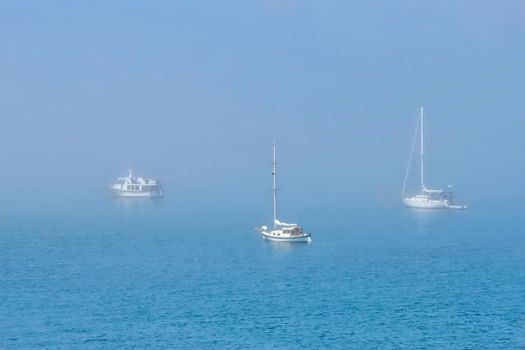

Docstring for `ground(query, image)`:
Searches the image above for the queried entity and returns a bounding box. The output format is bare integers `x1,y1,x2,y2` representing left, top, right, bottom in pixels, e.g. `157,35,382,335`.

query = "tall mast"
272,142,277,229
420,107,425,191
402,110,421,198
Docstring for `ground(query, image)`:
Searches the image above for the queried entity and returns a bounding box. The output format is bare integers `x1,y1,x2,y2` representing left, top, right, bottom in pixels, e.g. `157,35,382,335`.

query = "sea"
1,195,524,349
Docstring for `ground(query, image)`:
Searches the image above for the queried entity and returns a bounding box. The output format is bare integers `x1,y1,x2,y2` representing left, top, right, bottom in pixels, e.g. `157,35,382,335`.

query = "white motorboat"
402,108,466,210
255,142,312,243
110,170,163,198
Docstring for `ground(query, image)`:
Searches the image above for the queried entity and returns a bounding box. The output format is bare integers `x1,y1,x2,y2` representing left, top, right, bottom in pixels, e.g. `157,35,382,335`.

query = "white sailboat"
255,142,312,243
402,107,466,209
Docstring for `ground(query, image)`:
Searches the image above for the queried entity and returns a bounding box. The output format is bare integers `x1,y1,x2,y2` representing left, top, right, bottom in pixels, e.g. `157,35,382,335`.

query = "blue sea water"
1,196,524,349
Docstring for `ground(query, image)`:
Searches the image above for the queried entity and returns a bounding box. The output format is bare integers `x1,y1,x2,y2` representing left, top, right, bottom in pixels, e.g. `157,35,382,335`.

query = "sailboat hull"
260,231,312,243
403,197,449,209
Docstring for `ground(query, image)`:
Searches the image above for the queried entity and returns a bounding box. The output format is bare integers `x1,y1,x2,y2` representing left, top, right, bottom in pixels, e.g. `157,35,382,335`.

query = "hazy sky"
0,1,523,209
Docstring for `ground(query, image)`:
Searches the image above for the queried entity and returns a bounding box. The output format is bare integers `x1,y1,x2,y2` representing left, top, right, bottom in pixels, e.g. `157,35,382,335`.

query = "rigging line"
402,115,420,197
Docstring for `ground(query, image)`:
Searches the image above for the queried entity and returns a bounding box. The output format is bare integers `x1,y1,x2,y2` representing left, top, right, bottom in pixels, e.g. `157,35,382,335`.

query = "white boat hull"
111,188,162,198
260,230,312,243
403,197,449,209
403,197,466,209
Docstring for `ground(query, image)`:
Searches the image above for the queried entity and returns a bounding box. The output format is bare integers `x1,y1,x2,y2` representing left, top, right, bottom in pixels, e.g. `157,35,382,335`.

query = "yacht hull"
403,197,449,209
111,189,162,198
260,231,312,243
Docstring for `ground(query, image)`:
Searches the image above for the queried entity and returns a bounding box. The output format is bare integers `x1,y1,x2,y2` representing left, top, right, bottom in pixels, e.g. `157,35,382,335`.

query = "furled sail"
274,219,296,227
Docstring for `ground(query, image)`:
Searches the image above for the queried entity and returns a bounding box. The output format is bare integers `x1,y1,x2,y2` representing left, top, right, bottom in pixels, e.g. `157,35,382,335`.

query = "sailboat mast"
272,142,277,229
420,107,425,191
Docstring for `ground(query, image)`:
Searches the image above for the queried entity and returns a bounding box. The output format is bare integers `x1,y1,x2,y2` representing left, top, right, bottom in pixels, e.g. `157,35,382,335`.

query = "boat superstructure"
255,142,312,243
110,170,163,198
402,108,466,209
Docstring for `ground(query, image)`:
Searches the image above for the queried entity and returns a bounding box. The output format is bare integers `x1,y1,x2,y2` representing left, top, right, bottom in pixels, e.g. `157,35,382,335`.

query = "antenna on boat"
128,169,133,179
420,107,425,191
272,141,277,229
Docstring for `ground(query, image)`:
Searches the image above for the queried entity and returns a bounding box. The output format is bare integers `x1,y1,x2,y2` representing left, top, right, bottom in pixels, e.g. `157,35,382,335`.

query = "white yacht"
255,142,312,243
110,170,163,198
402,108,466,209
